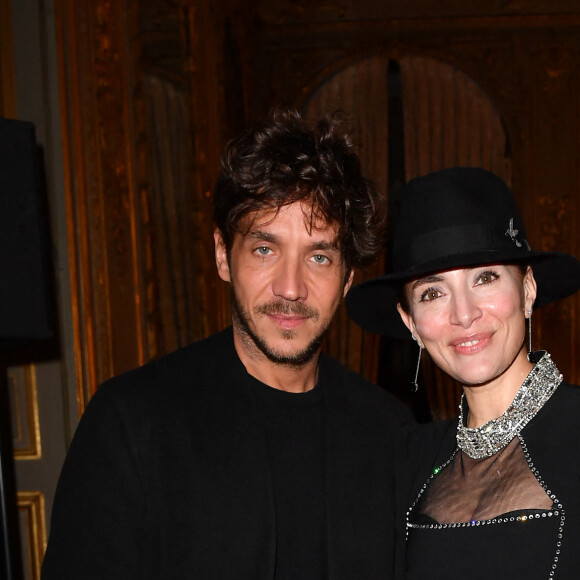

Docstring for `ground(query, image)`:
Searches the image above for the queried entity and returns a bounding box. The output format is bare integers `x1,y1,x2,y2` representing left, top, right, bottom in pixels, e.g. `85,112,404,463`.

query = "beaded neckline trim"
456,351,562,460
406,436,566,579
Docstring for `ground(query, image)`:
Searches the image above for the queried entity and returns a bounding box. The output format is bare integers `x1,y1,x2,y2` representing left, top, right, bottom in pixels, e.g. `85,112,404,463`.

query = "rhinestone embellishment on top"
406,435,566,578
456,351,563,460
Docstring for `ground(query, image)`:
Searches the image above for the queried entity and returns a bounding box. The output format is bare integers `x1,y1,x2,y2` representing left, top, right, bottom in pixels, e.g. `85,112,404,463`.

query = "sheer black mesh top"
413,437,553,525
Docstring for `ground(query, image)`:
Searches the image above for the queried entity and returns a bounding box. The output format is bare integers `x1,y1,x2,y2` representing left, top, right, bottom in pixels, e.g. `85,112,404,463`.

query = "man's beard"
231,288,332,368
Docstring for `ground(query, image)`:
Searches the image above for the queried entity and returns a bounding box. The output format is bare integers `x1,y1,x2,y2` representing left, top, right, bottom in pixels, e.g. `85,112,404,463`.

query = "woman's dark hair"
213,107,386,271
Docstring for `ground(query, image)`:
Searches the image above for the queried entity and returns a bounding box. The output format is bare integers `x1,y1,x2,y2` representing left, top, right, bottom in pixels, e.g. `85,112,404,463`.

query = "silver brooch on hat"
505,218,522,247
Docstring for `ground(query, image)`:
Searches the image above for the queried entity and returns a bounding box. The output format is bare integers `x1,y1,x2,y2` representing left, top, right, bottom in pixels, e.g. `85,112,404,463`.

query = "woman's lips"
451,333,491,354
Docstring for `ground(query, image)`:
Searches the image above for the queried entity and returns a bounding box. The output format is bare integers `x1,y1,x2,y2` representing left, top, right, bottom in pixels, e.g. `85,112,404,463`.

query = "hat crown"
391,167,530,274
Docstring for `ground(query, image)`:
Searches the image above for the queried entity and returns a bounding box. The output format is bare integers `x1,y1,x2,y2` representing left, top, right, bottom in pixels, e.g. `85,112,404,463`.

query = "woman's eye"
420,288,441,302
311,254,329,265
477,271,498,285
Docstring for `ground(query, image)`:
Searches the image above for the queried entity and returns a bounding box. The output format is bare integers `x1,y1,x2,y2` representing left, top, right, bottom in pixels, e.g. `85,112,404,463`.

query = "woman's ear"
523,266,538,314
214,229,231,282
397,303,422,346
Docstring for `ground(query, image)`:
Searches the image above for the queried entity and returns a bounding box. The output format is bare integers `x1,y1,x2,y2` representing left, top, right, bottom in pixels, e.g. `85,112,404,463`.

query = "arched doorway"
304,54,510,420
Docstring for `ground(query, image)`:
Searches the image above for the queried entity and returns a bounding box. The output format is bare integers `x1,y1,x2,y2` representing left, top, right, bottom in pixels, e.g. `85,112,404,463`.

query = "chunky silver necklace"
456,351,563,460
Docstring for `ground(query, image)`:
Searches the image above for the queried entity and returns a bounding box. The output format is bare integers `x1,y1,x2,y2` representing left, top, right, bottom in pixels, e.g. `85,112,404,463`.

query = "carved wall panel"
8,363,47,579
9,365,41,459
57,0,232,409
17,491,47,580
399,56,510,182
141,75,203,359
0,0,17,117
138,0,232,356
55,0,144,410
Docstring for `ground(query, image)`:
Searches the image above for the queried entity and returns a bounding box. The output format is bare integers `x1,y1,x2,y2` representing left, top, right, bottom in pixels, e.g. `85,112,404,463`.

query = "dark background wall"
3,1,580,577
58,0,580,416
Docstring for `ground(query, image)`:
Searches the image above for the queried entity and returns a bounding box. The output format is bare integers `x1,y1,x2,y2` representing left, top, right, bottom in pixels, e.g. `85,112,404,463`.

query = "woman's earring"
526,309,535,363
412,340,422,393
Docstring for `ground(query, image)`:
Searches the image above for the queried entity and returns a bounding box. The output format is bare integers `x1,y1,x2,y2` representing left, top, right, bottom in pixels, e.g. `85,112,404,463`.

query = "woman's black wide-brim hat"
346,167,580,339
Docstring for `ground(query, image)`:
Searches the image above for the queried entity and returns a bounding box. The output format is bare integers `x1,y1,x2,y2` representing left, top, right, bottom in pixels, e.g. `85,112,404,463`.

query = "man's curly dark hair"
213,107,387,272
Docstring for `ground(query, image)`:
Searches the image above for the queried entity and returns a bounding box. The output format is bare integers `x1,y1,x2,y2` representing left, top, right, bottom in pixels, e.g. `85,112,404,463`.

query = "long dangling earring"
526,309,534,363
411,336,422,393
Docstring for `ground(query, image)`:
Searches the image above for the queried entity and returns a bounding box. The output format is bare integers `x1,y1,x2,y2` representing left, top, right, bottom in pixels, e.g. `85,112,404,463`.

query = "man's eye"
255,246,271,256
311,254,329,264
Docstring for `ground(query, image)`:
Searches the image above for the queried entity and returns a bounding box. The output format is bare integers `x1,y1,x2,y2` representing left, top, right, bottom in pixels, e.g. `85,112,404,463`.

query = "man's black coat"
42,327,411,579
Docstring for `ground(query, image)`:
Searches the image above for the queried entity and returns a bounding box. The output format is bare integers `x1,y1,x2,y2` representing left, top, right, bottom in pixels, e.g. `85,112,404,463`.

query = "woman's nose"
449,292,482,328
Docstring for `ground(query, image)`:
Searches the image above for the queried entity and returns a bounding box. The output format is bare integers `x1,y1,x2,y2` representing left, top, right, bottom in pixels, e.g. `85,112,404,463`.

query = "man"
42,108,412,579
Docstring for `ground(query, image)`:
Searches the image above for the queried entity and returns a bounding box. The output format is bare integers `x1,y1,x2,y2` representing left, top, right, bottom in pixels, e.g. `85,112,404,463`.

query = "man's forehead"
241,204,338,238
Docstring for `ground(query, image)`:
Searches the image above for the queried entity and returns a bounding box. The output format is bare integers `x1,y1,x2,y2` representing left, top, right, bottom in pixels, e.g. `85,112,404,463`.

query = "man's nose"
272,260,308,301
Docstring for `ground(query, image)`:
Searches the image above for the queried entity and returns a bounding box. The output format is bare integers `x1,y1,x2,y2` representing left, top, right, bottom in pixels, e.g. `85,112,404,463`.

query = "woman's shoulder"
557,381,580,394
396,418,458,469
394,418,458,510
527,381,580,447
549,381,580,409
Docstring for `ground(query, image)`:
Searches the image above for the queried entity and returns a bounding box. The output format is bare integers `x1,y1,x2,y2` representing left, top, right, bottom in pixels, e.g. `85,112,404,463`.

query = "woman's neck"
462,349,534,428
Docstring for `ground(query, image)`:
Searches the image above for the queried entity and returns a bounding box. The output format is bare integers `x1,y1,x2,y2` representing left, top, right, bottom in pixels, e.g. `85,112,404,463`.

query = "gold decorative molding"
8,364,42,460
55,0,144,411
54,0,230,414
17,491,47,580
0,0,17,118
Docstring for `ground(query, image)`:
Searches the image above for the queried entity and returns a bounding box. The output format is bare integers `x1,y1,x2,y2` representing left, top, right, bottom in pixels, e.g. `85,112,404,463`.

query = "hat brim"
346,251,580,339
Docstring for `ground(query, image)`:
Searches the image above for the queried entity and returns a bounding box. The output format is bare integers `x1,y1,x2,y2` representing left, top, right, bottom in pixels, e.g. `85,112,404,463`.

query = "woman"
346,167,580,579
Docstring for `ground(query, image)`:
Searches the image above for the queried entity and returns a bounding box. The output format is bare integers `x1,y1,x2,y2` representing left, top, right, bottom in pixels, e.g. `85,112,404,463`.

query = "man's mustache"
256,301,319,320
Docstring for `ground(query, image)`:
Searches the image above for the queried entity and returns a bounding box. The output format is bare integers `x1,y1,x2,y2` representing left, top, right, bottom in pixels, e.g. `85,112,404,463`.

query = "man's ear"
214,229,231,282
342,270,355,298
